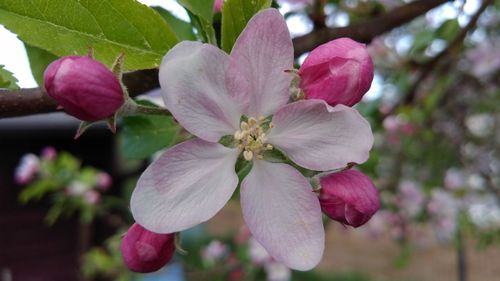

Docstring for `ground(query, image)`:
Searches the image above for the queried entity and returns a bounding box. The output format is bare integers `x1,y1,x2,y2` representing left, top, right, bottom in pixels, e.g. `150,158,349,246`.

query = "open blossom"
130,9,373,270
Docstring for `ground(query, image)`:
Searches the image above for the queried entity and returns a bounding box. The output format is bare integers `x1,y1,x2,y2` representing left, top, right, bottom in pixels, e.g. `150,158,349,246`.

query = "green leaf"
0,64,18,89
436,19,460,41
178,0,217,44
24,44,58,87
0,0,179,70
120,115,180,160
177,0,215,23
410,30,435,56
221,0,272,53
153,6,196,41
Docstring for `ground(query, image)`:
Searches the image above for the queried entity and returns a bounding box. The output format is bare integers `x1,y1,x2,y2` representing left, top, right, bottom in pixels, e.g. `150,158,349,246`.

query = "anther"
243,150,254,161
234,130,243,140
248,118,257,127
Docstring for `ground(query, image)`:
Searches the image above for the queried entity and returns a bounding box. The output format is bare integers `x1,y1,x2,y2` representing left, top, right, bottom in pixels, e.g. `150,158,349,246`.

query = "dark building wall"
0,113,115,281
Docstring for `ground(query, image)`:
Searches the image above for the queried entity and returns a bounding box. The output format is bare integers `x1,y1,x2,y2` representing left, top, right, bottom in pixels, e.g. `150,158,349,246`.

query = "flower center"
234,117,273,161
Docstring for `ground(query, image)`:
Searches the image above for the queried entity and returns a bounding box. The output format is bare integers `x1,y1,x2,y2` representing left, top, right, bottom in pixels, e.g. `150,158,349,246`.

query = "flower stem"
134,104,171,116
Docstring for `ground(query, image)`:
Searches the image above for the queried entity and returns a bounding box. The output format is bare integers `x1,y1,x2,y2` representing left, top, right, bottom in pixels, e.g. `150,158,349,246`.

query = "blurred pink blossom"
96,172,112,191
40,146,57,161
84,190,101,205
14,154,40,185
66,181,89,196
265,262,291,281
396,180,424,219
427,190,458,241
249,237,272,265
444,168,465,190
201,240,229,264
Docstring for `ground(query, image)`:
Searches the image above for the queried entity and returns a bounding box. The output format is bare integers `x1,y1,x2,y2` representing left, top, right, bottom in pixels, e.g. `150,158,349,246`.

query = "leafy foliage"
24,44,58,87
120,113,181,160
0,64,18,89
221,0,272,52
0,0,178,70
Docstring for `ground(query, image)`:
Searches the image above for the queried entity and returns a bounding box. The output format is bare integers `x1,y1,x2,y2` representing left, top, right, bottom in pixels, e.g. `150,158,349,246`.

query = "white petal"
159,41,245,142
230,9,294,117
131,139,239,233
267,100,373,171
240,161,324,270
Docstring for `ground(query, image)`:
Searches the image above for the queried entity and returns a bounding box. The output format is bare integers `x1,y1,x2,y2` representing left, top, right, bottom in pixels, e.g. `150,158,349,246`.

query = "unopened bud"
299,38,374,107
44,56,124,121
120,223,175,273
319,169,380,227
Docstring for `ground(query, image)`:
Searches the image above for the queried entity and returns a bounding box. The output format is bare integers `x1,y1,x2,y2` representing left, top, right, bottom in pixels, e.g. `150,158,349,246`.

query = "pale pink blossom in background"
130,9,373,270
201,240,229,264
444,168,465,190
428,189,459,241
397,180,424,219
66,181,89,196
40,146,57,161
265,262,291,281
466,40,500,77
249,237,272,265
96,172,112,191
14,153,39,185
84,190,101,205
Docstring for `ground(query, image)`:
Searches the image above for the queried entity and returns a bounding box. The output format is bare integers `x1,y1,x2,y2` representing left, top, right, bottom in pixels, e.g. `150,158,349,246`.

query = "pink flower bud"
44,56,124,121
213,0,223,12
299,38,374,107
319,169,380,227
120,223,175,273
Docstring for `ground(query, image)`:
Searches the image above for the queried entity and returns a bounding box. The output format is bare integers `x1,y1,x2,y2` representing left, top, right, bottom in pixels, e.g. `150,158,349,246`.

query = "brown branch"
0,69,158,118
292,0,451,56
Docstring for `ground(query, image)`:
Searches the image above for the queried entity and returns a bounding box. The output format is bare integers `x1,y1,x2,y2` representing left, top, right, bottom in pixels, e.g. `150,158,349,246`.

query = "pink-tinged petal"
299,38,374,107
267,100,373,171
159,41,245,142
319,170,380,227
131,139,239,233
240,161,324,270
230,9,293,117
